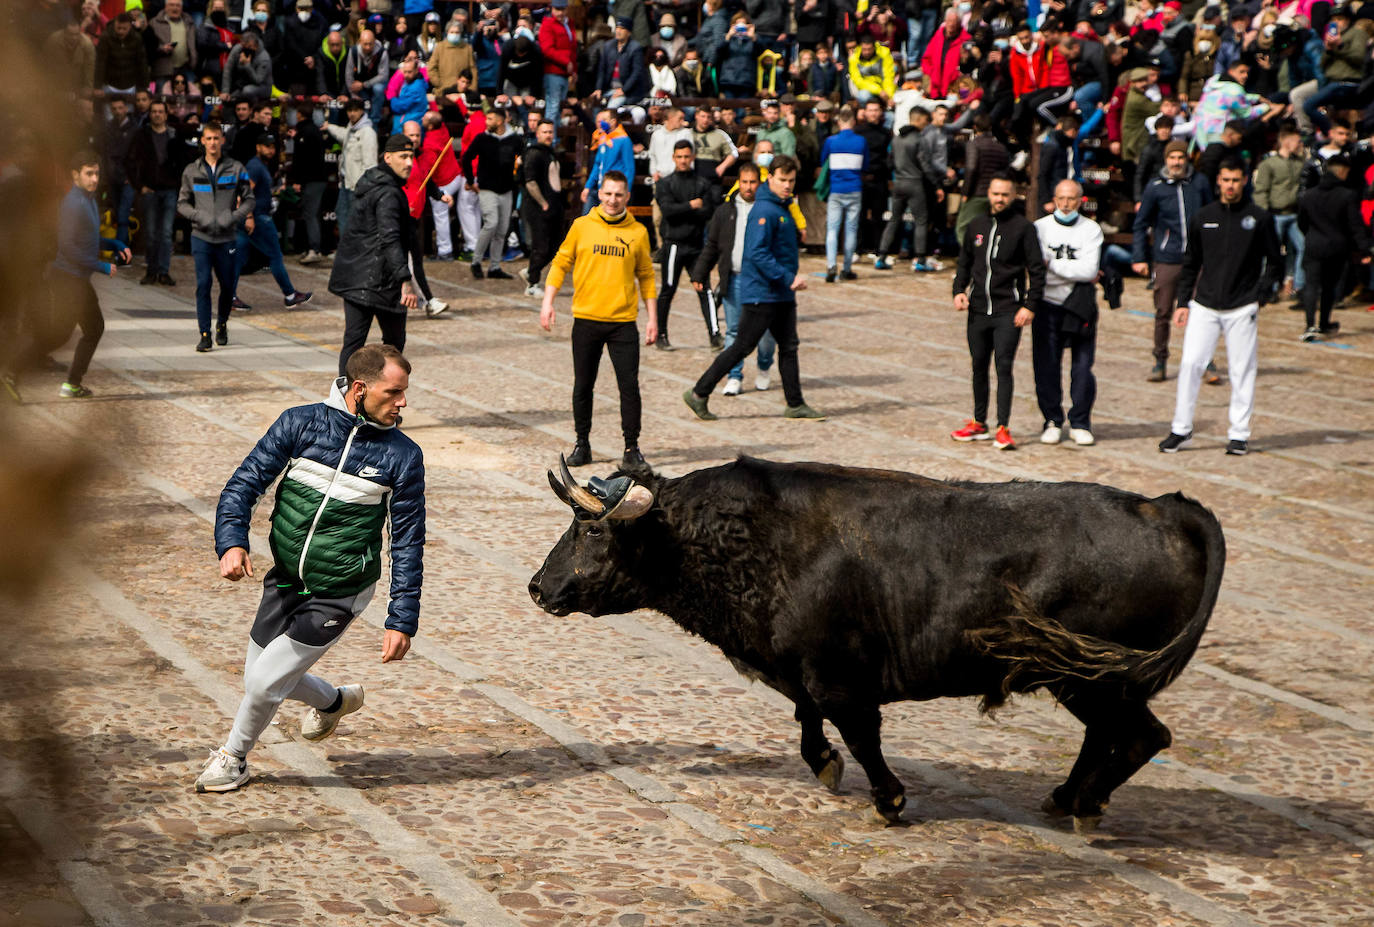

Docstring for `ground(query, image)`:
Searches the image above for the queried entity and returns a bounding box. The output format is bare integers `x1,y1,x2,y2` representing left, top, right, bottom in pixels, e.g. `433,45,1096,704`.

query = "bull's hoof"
1040,793,1071,819
871,793,907,827
815,751,845,793
1073,814,1104,834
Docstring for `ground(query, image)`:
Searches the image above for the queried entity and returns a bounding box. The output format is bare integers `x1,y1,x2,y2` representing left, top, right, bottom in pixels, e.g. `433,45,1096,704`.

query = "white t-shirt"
1033,213,1104,306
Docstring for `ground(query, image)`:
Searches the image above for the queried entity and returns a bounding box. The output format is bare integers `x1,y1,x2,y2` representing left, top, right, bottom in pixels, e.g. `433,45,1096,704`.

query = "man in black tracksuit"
654,139,718,350
520,119,565,291
1296,154,1373,341
951,175,1045,450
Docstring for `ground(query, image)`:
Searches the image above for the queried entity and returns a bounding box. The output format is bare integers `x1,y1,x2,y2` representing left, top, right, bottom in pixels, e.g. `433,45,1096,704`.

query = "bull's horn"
607,485,654,521
559,455,605,515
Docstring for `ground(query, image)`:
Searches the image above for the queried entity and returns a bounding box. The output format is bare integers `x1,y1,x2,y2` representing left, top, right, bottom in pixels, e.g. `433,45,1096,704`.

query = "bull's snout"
528,579,544,608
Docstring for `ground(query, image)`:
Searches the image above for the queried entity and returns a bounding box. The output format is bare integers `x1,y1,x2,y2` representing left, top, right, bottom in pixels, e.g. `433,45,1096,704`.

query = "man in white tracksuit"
1159,160,1282,457
1032,179,1105,447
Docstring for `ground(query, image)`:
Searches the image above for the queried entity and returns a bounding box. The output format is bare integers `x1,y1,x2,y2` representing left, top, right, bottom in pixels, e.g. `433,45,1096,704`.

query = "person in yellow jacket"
847,37,896,104
725,141,808,241
541,170,658,475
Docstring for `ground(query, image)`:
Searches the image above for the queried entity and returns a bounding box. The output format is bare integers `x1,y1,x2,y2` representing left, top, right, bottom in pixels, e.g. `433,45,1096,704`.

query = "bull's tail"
967,498,1225,711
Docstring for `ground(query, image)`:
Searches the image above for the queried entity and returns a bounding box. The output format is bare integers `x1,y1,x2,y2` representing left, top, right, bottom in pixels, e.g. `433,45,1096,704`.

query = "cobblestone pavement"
2,248,1370,927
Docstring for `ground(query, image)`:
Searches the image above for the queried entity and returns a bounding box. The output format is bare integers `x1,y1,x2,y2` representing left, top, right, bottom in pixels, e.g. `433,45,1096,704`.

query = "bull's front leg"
794,700,845,792
828,704,906,826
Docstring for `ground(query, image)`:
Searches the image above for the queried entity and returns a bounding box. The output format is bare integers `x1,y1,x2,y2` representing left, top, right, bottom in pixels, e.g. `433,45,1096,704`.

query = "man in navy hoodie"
683,155,825,421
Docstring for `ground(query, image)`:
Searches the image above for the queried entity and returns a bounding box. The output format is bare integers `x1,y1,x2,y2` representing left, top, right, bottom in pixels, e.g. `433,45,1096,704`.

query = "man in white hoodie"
1031,180,1104,447
324,97,377,235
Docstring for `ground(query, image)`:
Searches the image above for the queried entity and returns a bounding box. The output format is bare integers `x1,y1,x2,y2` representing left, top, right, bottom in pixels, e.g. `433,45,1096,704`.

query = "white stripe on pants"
1171,301,1258,441
430,174,464,257
475,189,513,269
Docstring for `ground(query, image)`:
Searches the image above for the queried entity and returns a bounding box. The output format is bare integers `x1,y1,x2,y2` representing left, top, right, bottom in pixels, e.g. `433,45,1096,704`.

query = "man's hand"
220,547,253,581
936,189,946,202
350,80,364,93
1109,140,1121,156
1173,306,1189,327
692,280,704,291
953,292,969,312
540,297,556,330
689,197,704,209
1014,307,1035,328
141,186,153,194
106,263,118,277
1132,262,1149,276
790,272,808,291
441,193,454,205
244,215,256,233
644,314,658,345
381,629,410,663
304,55,315,69
118,246,132,264
400,282,418,310
580,188,589,203
716,163,727,177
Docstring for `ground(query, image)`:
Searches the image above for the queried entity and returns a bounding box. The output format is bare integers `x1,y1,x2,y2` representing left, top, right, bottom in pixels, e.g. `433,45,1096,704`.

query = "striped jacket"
215,378,426,636
176,155,254,244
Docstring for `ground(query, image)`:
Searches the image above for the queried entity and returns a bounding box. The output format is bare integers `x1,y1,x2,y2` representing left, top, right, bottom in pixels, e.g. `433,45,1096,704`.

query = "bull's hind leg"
827,704,906,825
1053,695,1173,832
1044,693,1114,821
794,700,845,792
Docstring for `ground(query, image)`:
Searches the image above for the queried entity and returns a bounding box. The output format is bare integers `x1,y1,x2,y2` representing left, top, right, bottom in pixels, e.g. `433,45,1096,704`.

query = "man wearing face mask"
583,108,635,214
651,12,687,65
431,19,476,97
1032,180,1104,448
346,29,391,121
654,140,719,350
280,0,327,93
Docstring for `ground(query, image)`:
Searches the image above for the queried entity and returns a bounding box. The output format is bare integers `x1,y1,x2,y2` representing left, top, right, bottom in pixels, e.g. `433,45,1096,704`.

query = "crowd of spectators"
22,0,1374,357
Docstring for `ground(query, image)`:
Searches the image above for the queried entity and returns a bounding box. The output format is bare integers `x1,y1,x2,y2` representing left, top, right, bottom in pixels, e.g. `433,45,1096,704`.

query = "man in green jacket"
1253,127,1306,300
1305,7,1368,134
1122,69,1161,164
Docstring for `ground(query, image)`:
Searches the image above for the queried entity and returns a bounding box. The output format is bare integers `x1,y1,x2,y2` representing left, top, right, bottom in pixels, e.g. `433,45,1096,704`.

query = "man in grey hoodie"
877,107,945,273
324,98,377,234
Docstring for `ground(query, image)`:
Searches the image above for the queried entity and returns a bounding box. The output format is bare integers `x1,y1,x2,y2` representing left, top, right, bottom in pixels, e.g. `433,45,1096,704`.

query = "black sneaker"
655,334,674,351
709,332,723,350
874,257,893,270
621,446,651,477
158,273,176,286
682,389,717,421
1158,431,1192,453
841,270,858,281
216,323,228,346
487,267,513,280
470,263,485,280
1226,439,1249,456
1320,321,1341,336
1148,362,1166,382
232,296,252,311
139,271,157,285
825,267,836,283
196,332,213,352
566,440,592,467
284,291,313,309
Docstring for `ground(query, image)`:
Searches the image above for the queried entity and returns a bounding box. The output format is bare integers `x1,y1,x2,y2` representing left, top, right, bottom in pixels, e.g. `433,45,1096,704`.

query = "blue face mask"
1054,208,1080,224
660,27,675,39
756,152,774,168
254,10,268,23
598,119,611,133
993,38,1010,50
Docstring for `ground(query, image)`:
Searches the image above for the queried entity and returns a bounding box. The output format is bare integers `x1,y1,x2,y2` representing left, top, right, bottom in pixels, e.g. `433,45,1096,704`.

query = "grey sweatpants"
475,189,513,269
224,567,374,758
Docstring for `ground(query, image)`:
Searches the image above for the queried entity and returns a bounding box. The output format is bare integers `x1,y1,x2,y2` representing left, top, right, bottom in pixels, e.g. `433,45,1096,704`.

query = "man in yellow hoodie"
541,171,658,475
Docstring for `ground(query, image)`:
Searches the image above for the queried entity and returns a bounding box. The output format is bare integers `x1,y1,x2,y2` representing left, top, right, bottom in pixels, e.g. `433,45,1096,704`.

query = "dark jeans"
879,180,929,258
297,180,327,252
1304,253,1345,328
236,219,295,295
1305,80,1359,134
48,272,104,386
523,202,563,284
695,300,803,407
192,237,238,333
407,216,432,302
967,310,1022,427
112,181,135,245
859,179,887,253
339,300,407,376
657,242,716,338
1152,262,1182,363
143,189,178,273
571,318,640,447
1032,300,1097,431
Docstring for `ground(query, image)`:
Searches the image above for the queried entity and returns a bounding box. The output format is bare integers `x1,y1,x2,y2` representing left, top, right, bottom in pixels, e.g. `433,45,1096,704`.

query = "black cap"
383,133,413,153
1328,153,1353,168
257,133,277,146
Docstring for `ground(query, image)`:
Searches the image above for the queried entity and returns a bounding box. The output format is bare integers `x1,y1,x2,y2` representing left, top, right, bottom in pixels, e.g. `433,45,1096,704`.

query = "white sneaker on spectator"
1040,423,1062,445
524,284,542,297
1069,427,1095,446
425,298,450,318
518,267,531,285
723,377,742,396
755,369,772,391
298,250,322,265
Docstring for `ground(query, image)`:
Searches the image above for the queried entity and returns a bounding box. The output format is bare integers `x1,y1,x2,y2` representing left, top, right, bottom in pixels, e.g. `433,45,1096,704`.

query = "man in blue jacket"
820,107,868,283
582,108,635,214
197,344,426,793
10,151,131,401
683,155,825,421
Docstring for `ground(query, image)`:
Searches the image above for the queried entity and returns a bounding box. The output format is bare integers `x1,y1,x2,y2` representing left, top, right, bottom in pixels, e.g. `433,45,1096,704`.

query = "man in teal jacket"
197,344,426,793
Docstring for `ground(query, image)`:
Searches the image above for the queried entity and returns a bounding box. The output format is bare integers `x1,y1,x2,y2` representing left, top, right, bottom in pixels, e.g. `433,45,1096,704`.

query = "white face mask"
297,10,311,22
1197,40,1213,54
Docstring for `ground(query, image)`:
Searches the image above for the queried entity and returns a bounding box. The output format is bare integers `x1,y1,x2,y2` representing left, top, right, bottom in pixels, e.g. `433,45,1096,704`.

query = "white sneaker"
1040,423,1062,445
1010,150,1029,171
518,266,531,285
1069,427,1095,446
723,377,742,396
301,684,364,742
298,250,322,265
425,297,450,318
755,369,772,391
524,284,542,297
194,747,249,793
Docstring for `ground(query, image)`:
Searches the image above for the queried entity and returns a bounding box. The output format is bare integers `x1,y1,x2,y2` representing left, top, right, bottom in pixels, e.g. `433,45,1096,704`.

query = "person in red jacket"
414,111,464,264
539,0,576,120
920,8,968,98
399,120,449,317
1011,24,1075,145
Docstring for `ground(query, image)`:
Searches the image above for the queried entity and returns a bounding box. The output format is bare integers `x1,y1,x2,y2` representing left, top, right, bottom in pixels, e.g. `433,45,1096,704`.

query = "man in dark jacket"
1296,155,1373,341
521,119,566,293
693,0,729,67
684,155,824,421
95,14,149,93
856,99,891,255
279,0,327,92
459,105,524,279
951,175,1045,451
595,18,650,104
654,140,719,350
956,114,1010,245
197,343,425,793
329,134,419,375
1160,159,1282,456
233,134,312,312
877,107,941,271
1036,114,1079,215
286,111,329,264
126,100,187,286
100,97,139,247
1132,140,1212,381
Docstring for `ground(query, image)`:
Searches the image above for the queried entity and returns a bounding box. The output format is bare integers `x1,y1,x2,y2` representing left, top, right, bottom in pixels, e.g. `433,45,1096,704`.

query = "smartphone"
1327,22,1340,38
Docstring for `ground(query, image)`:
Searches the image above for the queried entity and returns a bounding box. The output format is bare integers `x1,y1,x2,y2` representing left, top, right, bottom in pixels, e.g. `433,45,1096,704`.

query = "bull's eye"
585,524,604,538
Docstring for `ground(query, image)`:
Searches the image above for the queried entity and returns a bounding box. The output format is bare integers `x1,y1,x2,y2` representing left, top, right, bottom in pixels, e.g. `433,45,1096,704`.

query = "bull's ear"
548,469,574,508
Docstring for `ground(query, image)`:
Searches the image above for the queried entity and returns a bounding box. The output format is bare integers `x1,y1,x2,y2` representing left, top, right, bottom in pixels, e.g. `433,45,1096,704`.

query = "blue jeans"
1305,80,1358,133
723,275,775,381
826,191,861,272
142,189,177,274
335,187,354,235
906,9,939,67
1273,213,1305,291
113,181,135,245
192,237,238,333
1073,81,1103,114
236,218,295,296
367,83,388,121
544,73,568,120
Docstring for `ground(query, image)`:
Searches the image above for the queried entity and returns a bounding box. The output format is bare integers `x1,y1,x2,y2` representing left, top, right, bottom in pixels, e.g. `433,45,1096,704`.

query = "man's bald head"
1052,179,1084,215
402,120,422,146
422,110,443,130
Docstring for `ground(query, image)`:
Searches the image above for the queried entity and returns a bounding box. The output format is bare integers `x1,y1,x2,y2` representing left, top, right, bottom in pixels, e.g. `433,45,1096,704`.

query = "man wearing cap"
460,103,524,280
654,139,719,351
755,99,796,157
651,12,686,65
1121,67,1161,167
324,97,378,236
595,17,649,107
583,108,635,214
329,134,421,375
1133,139,1212,381
233,133,312,312
539,0,576,120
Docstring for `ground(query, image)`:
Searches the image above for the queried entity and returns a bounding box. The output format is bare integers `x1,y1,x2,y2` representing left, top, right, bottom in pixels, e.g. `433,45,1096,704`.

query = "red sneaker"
993,426,1016,450
951,420,990,442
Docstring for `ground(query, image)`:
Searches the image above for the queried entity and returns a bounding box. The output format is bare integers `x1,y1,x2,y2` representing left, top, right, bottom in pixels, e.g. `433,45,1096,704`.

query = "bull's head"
528,457,658,617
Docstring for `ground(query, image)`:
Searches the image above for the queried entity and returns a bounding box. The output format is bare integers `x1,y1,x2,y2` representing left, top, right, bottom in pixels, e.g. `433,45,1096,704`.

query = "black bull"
529,457,1225,829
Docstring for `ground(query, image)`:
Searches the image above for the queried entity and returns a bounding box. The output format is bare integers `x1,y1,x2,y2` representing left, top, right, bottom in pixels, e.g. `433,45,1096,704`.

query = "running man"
197,344,425,792
541,170,658,475
232,133,312,311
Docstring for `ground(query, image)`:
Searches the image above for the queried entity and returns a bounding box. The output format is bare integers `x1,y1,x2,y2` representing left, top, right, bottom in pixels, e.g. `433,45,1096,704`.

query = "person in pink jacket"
920,8,969,99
